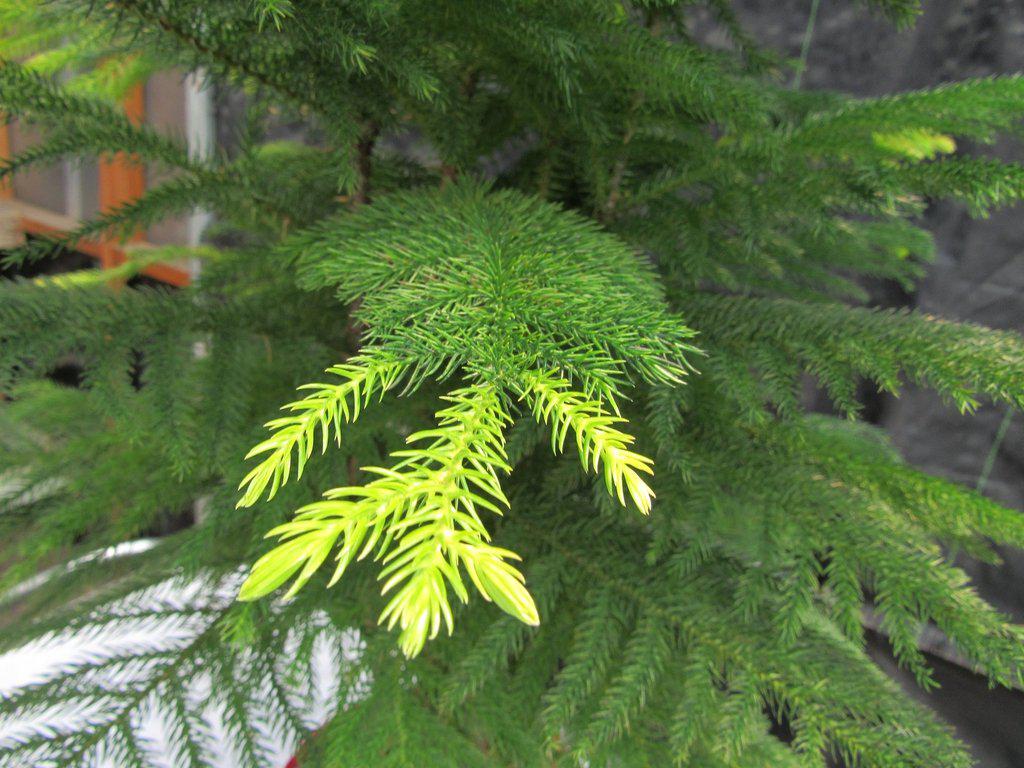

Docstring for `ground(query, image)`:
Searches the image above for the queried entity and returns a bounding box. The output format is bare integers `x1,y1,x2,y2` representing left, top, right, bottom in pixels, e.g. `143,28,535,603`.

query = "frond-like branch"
521,370,656,514
236,355,406,508
0,58,193,171
0,573,334,767
288,182,700,393
239,381,536,658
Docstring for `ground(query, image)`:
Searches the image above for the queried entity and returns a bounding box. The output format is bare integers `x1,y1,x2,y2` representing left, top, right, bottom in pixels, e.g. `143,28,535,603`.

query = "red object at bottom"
286,727,320,766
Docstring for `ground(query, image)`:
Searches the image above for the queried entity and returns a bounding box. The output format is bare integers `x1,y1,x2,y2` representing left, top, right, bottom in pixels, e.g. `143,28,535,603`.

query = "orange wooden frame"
16,214,192,285
0,116,12,201
1,84,191,287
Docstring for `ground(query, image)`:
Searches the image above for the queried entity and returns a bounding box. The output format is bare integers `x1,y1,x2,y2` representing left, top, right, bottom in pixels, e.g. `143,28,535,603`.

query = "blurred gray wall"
731,1,1024,764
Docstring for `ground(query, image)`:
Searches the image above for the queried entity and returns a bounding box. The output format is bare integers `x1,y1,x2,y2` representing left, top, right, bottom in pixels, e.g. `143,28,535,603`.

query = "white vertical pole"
185,70,215,525
61,67,83,222
63,160,82,222
183,70,214,260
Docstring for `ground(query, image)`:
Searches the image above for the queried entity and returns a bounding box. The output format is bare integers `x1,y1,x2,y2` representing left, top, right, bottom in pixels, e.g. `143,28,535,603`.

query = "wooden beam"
14,200,192,287
97,84,147,270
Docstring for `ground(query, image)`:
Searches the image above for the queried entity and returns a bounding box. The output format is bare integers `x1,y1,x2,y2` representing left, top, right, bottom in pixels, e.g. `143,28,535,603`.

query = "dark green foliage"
2,0,1024,765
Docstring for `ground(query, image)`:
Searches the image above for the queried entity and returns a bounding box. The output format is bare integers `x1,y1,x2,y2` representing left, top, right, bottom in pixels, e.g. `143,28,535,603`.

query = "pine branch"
0,58,194,171
0,573,337,768
239,381,537,658
236,355,406,508
686,292,1024,415
109,0,322,113
521,370,656,514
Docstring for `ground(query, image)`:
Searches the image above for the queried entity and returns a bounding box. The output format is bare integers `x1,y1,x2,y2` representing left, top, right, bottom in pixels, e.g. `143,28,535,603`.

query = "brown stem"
353,120,380,206
439,163,459,186
600,12,663,222
343,120,380,352
439,68,480,187
600,122,636,220
534,133,558,200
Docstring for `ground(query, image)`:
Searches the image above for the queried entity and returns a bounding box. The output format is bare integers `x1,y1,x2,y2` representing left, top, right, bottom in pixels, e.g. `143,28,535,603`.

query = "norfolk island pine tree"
1,0,1024,765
